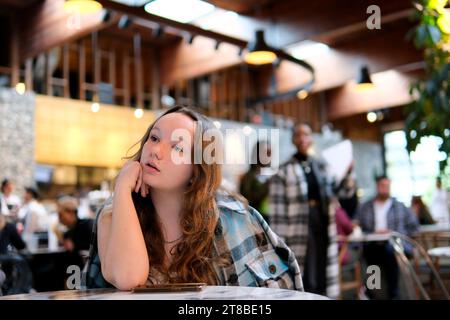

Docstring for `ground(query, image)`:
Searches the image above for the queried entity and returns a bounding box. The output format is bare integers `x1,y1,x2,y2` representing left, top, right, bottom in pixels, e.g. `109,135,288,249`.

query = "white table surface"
427,246,450,258
418,223,450,234
342,233,391,243
25,247,67,255
0,286,329,300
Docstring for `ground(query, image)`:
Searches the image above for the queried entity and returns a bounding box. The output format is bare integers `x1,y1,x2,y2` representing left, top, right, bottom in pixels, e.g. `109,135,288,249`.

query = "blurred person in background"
430,177,449,225
239,140,272,223
57,196,94,268
334,199,355,265
337,164,359,219
0,179,22,219
411,195,435,225
0,213,26,255
355,175,419,299
18,187,49,248
269,122,355,298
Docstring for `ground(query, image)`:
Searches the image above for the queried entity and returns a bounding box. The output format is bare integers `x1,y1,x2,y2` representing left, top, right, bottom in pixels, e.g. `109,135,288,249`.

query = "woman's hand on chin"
115,160,149,197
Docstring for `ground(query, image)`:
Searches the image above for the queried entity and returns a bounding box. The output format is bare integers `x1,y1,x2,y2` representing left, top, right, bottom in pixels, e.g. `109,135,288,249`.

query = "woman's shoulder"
96,197,114,219
215,190,248,215
215,189,266,231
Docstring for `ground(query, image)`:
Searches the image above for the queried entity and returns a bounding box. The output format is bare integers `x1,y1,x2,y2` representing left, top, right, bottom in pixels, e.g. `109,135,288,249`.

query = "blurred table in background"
428,247,450,259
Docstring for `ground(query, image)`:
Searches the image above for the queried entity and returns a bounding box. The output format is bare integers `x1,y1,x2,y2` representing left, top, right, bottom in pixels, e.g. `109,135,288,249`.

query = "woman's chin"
143,176,158,187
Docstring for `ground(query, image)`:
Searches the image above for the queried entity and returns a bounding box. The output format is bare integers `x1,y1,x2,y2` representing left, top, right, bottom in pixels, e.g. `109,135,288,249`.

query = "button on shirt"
374,199,393,232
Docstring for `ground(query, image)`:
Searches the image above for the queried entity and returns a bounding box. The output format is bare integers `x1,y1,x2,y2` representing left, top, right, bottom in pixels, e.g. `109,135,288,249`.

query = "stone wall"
0,88,36,198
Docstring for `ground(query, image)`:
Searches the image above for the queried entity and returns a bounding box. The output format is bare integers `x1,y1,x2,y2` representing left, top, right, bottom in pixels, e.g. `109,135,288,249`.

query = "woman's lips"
144,162,160,174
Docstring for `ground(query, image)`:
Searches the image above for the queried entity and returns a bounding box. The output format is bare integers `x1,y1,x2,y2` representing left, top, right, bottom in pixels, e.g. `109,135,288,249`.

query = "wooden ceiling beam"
19,0,117,59
96,0,248,48
194,0,414,48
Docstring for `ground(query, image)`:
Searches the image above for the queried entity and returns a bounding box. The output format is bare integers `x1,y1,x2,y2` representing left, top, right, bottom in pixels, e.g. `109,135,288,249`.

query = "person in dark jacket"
240,140,272,223
57,196,93,269
0,214,26,254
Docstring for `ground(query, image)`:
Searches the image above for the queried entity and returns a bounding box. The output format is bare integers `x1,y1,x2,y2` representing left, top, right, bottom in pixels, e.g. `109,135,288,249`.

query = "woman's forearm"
100,188,149,290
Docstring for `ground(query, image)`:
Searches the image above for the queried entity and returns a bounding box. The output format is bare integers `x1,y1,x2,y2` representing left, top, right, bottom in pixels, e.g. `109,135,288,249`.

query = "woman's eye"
150,135,159,142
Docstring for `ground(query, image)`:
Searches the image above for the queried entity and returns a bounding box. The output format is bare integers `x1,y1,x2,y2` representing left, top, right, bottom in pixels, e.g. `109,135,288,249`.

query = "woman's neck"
150,188,184,241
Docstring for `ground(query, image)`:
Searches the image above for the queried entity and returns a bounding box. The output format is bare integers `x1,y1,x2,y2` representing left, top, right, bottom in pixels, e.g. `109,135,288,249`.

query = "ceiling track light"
118,15,132,29
94,2,315,105
153,26,165,38
188,34,196,44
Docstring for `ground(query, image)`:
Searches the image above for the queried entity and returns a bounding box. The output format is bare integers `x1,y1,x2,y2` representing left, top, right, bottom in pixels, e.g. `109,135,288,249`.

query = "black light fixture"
118,15,132,29
243,30,315,102
357,65,374,89
153,26,165,38
244,30,277,65
214,40,221,50
187,34,196,44
101,9,111,22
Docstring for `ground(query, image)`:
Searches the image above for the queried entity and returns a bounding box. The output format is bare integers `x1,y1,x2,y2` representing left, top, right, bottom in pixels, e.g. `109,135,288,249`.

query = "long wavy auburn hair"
124,106,224,284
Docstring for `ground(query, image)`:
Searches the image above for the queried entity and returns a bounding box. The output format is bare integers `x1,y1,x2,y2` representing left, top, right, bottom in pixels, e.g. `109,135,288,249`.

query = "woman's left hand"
136,163,150,198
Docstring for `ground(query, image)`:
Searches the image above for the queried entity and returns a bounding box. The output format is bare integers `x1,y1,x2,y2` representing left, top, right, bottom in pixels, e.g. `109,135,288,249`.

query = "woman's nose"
150,141,168,160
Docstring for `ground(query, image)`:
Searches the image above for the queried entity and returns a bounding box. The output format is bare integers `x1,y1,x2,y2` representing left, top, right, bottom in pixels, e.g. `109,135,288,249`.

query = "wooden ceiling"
0,0,41,9
0,0,425,119
207,0,276,15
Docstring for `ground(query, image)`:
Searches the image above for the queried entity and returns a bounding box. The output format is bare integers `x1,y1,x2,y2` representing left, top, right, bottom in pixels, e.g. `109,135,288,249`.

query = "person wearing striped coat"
269,123,354,299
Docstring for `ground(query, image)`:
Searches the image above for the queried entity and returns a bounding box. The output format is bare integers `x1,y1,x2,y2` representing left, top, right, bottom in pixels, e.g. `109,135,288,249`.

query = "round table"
418,223,450,234
427,246,450,258
0,286,329,300
342,233,391,243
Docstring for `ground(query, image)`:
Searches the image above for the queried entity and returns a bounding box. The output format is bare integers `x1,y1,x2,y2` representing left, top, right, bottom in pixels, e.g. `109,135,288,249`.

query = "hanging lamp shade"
244,30,277,65
357,65,374,90
64,0,103,14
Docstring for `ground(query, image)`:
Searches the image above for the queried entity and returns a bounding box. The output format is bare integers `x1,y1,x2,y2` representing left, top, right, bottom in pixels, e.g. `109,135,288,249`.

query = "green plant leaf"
427,25,442,44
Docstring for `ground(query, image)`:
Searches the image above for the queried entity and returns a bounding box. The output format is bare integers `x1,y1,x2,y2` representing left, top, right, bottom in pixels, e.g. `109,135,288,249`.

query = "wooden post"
63,44,70,98
109,50,116,89
46,51,53,96
78,39,86,100
239,65,248,122
151,47,160,110
92,32,100,96
123,53,130,106
25,58,33,92
133,33,143,109
10,14,19,87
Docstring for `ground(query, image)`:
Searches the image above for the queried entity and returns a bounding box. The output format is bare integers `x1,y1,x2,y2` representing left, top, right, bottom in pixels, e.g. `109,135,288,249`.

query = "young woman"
85,106,302,291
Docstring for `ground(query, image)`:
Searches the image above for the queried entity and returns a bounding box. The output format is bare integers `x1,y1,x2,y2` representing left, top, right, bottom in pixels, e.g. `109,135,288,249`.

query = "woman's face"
140,112,195,191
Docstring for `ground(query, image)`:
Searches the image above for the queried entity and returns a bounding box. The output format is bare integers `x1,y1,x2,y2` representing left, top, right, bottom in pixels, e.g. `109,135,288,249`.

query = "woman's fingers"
140,180,146,198
135,164,142,193
140,164,147,198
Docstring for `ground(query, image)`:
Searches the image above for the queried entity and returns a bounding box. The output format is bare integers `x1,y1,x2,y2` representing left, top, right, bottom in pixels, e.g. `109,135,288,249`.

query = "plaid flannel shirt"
268,156,342,299
82,191,303,291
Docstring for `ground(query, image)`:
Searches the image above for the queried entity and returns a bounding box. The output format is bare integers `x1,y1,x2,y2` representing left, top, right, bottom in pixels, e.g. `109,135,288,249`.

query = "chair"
338,237,363,299
0,253,34,296
389,232,450,300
